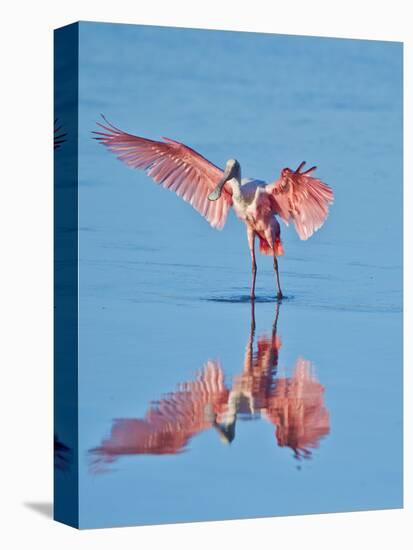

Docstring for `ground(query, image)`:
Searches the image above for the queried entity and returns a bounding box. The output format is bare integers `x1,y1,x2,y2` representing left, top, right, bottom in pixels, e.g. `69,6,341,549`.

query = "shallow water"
59,22,402,528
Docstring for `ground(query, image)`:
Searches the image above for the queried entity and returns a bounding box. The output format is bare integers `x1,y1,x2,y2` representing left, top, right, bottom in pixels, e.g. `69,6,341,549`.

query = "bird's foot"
277,291,283,301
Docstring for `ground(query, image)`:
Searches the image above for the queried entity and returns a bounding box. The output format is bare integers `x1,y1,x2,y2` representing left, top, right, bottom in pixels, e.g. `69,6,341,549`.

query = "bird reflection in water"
54,434,71,472
89,303,330,471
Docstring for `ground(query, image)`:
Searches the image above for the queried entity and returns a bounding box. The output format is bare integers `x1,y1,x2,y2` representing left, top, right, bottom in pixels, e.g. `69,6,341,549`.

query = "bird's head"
280,162,317,189
216,421,236,445
281,162,317,180
208,159,241,201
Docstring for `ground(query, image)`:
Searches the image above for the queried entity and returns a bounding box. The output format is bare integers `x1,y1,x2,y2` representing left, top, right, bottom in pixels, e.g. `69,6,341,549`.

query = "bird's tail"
259,236,284,257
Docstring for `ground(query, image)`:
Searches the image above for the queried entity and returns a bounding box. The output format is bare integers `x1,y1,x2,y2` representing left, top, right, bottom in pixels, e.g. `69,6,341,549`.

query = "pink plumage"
89,362,228,463
89,304,329,467
267,166,334,240
94,117,232,230
266,359,330,458
93,117,334,299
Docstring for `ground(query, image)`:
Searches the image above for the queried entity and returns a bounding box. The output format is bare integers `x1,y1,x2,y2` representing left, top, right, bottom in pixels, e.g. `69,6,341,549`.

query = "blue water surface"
74,22,402,528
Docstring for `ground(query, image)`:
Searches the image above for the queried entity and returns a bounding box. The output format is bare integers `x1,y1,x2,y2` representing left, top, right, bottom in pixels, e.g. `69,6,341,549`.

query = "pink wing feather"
266,358,330,458
267,165,334,240
94,117,232,230
89,362,228,465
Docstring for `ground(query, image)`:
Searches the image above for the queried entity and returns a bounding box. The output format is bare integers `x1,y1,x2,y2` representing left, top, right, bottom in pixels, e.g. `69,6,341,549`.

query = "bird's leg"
270,300,281,377
250,296,256,333
246,298,256,373
273,300,280,336
273,251,283,300
247,228,257,299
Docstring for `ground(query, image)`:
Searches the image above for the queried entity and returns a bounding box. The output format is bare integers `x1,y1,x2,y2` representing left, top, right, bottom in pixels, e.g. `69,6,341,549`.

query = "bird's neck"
229,176,242,199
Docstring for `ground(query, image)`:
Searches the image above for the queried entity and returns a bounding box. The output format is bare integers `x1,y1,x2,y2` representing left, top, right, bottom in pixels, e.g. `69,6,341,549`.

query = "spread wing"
265,359,330,458
93,116,233,230
89,362,228,469
266,162,334,240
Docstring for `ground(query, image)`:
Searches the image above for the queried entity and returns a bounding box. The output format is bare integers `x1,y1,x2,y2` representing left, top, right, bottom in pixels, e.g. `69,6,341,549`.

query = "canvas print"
54,21,403,529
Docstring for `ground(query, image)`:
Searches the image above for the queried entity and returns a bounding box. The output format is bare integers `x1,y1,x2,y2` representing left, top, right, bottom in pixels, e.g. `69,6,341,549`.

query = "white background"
0,0,411,548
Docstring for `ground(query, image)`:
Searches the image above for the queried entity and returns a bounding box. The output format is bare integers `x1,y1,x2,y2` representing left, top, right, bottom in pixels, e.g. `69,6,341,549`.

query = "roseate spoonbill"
94,116,334,299
89,302,329,468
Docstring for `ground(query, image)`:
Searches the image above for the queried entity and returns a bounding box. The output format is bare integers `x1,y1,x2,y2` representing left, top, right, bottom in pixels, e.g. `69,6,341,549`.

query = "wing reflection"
92,362,228,462
54,119,66,150
266,359,330,459
90,302,330,470
54,434,72,471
